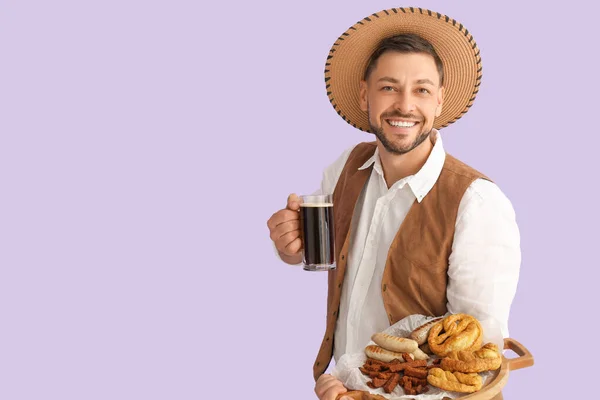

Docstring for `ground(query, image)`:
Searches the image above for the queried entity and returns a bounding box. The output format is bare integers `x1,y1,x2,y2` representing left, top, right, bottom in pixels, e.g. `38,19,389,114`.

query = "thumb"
287,193,301,211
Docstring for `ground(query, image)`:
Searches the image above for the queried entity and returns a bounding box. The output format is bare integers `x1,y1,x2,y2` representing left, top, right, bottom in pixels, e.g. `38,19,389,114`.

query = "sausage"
371,333,419,353
420,342,433,355
409,317,443,345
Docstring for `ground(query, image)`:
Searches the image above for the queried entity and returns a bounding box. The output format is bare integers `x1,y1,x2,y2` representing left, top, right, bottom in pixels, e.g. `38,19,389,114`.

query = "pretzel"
427,368,483,393
441,342,503,373
427,314,483,356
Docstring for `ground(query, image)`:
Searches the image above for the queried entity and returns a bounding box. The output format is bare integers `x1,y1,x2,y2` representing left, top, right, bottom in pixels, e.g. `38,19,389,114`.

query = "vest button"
338,283,342,288
326,337,330,341
383,284,387,292
341,254,345,260
316,361,320,366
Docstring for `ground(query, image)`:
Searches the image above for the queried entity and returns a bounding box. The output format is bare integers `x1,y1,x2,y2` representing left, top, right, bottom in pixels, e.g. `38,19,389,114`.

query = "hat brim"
325,7,482,132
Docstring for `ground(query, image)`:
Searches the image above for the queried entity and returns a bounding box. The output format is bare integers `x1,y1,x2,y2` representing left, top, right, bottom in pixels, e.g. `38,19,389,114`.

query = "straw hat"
325,7,482,132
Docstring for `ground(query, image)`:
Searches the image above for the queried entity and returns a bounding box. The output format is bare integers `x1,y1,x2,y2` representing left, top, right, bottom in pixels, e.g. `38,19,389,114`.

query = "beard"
368,105,432,155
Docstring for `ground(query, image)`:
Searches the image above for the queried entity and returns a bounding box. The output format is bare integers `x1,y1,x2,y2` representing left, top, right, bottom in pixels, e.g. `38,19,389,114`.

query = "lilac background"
1,0,597,399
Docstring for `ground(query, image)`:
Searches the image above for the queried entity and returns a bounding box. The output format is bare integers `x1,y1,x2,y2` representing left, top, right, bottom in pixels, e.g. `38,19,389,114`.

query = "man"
267,7,520,400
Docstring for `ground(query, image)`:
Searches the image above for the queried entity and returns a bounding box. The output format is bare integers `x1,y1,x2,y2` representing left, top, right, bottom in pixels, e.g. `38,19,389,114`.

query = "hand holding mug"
267,193,303,258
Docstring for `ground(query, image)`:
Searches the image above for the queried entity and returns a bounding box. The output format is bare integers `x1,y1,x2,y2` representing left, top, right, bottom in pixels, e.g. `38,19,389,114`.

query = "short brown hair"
363,33,444,86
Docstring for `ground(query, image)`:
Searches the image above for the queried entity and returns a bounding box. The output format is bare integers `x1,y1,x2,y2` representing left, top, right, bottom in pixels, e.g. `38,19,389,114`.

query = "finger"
275,233,302,256
269,220,300,242
284,237,302,255
268,209,300,229
287,193,301,211
274,229,300,247
322,384,347,400
271,227,301,249
315,374,336,395
315,375,337,398
317,378,346,399
316,373,335,385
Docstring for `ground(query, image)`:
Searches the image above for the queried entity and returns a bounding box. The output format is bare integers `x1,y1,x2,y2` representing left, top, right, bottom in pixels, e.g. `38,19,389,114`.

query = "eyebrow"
415,78,436,86
377,77,399,84
377,77,436,86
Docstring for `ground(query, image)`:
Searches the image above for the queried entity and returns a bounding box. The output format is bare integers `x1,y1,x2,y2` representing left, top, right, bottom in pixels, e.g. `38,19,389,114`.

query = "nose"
392,92,416,114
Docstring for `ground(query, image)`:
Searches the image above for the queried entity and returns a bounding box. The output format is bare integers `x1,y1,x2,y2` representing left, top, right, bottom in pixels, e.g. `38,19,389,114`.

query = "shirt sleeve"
318,144,357,196
446,178,521,349
272,144,358,263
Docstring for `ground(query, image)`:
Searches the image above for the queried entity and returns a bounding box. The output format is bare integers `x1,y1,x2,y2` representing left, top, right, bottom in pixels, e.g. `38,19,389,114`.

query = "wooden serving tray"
337,338,534,400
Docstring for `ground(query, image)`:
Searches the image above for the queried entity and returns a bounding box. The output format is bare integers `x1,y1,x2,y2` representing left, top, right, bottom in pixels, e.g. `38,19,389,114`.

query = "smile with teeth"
387,120,418,128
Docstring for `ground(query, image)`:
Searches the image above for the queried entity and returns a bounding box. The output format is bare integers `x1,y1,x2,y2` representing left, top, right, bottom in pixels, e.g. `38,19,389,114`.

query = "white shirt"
279,130,521,363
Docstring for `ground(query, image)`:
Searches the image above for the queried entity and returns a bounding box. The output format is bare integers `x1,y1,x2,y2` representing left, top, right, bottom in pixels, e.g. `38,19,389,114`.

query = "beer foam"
300,203,333,207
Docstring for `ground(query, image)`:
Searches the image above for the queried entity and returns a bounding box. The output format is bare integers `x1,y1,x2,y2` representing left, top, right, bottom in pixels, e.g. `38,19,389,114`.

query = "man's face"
359,51,444,155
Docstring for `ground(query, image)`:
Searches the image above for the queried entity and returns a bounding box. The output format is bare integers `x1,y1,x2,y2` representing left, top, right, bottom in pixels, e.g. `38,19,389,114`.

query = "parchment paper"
330,314,499,400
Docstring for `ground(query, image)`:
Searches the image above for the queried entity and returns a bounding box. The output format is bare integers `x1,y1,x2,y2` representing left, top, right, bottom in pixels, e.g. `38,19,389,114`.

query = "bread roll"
364,345,414,363
371,333,418,353
411,347,430,360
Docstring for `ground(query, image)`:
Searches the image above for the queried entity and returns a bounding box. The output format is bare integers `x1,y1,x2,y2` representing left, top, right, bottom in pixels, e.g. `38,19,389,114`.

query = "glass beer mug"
299,194,336,271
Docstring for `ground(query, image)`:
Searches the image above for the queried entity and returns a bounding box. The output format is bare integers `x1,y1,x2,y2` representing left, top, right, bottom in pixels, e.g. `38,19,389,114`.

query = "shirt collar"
357,129,446,203
358,146,383,174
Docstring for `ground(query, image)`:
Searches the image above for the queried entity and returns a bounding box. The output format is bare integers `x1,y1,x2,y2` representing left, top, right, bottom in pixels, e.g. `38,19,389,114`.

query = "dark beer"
300,202,335,271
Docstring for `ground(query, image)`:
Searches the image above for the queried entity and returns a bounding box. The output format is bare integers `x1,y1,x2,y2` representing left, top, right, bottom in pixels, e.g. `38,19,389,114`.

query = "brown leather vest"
312,142,489,380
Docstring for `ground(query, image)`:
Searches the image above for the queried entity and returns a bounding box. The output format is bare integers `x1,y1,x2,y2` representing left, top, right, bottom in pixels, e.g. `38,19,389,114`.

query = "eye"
381,86,395,92
417,88,431,94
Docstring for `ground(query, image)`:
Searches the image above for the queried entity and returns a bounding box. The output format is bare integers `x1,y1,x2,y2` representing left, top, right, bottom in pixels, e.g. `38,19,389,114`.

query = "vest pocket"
388,253,448,317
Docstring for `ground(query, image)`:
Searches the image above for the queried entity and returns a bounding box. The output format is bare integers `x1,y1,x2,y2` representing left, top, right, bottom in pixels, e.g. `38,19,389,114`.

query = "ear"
435,86,445,117
359,80,368,112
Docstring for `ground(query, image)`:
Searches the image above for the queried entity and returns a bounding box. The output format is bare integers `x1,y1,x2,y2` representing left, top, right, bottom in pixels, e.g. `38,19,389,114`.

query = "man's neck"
377,137,434,188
